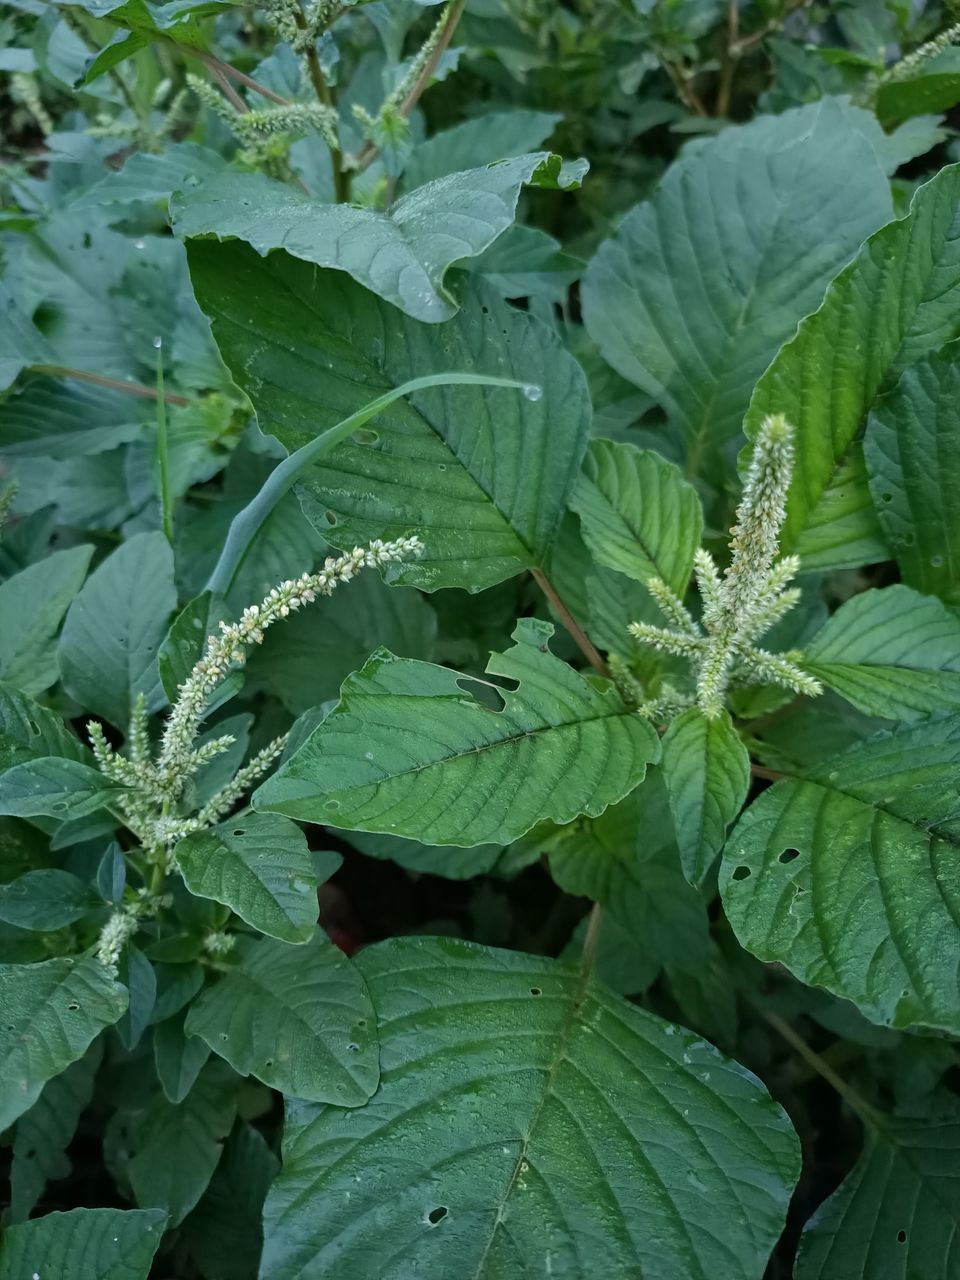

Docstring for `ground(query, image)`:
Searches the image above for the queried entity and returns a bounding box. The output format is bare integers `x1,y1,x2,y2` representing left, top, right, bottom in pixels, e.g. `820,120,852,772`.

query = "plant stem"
154,342,174,545
293,5,349,202
716,0,738,117
354,0,466,173
531,569,609,678
28,364,191,406
763,1009,879,1124
208,60,247,113
660,56,708,116
750,763,783,782
731,0,812,54
191,48,291,106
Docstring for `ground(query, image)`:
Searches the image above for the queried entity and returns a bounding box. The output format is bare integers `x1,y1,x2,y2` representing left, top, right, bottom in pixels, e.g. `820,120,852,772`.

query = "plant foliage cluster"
2,0,960,1275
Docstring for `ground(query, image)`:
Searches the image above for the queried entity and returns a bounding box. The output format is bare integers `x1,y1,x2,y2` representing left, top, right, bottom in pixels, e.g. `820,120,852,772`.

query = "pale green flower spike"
629,414,822,719
90,535,423,967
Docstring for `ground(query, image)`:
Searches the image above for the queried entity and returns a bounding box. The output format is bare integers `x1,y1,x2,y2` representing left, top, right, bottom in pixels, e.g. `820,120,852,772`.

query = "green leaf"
545,774,711,976
255,619,660,846
401,110,560,189
0,954,127,1130
173,153,586,323
0,282,55,391
175,813,319,944
0,1208,167,1280
185,931,378,1105
876,47,960,126
746,163,960,569
582,99,892,472
187,243,590,592
246,571,436,715
661,708,751,887
0,756,124,820
804,586,960,720
10,1041,102,1223
184,1120,279,1280
127,1061,238,1227
59,531,177,728
261,937,799,1279
864,350,960,604
158,589,241,709
0,683,89,771
569,439,702,589
0,546,93,697
720,717,960,1035
72,142,228,208
796,1104,960,1278
154,1009,211,1105
0,869,99,931
116,946,156,1051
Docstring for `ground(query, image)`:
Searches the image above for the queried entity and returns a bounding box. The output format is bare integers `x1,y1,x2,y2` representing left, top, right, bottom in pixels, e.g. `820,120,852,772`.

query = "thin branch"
731,0,813,55
354,0,466,173
293,5,349,203
750,763,783,783
763,1009,879,1124
28,364,191,407
189,48,291,106
532,569,610,679
660,56,708,116
716,0,738,117
207,60,247,113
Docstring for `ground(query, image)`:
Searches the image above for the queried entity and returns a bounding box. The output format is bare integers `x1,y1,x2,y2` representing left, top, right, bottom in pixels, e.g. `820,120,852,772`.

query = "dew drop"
133,238,146,250
521,383,543,402
152,335,163,350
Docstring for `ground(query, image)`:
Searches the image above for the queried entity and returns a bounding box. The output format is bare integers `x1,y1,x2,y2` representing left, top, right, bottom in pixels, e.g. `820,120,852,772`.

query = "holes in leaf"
529,987,542,997
66,1001,80,1012
264,1058,274,1068
427,1206,448,1225
897,1230,907,1244
732,865,752,881
346,1042,360,1053
324,511,338,527
357,1019,367,1028
232,829,245,837
352,428,379,446
880,492,893,503
27,719,39,737
456,677,506,713
778,848,800,864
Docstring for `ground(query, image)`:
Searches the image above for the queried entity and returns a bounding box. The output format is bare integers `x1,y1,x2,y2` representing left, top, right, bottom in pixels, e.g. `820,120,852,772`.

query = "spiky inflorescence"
885,20,960,81
629,415,822,719
91,536,423,963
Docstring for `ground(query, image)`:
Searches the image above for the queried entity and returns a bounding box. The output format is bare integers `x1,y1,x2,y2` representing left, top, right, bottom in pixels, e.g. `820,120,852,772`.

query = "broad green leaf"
401,111,560,189
59,531,177,728
175,813,319,944
796,1104,960,1278
0,1208,167,1280
569,439,702,589
0,683,90,771
174,153,586,323
661,708,751,887
246,572,436,715
9,1041,102,1222
876,48,960,126
185,931,378,1105
0,869,99,930
464,224,583,302
116,946,156,1051
187,243,590,592
582,99,892,472
74,0,235,83
185,1120,279,1280
153,1010,211,1105
0,380,145,459
804,586,960,720
720,717,960,1035
746,163,960,569
864,351,960,604
545,779,711,976
72,142,228,208
127,1061,239,1227
261,937,799,1279
0,756,124,820
255,619,660,846
0,546,92,696
0,954,127,1130
0,282,55,390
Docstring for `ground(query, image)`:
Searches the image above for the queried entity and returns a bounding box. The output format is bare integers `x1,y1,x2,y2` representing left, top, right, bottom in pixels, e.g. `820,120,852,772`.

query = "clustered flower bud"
629,416,822,719
91,535,423,968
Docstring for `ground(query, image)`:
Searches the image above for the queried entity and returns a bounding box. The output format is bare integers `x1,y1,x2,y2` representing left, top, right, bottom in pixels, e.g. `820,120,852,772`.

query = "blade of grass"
205,372,533,596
